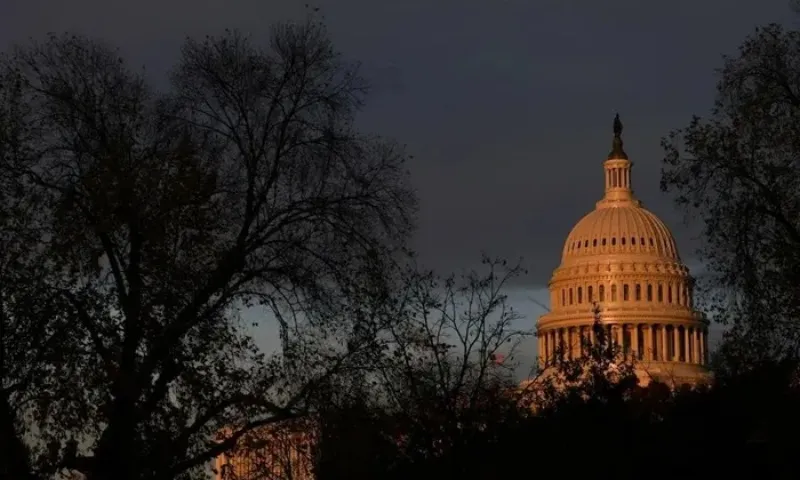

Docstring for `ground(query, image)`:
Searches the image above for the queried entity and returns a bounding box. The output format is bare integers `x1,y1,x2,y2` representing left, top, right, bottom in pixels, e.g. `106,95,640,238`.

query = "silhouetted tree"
532,305,639,412
0,11,415,480
310,256,531,480
661,23,800,365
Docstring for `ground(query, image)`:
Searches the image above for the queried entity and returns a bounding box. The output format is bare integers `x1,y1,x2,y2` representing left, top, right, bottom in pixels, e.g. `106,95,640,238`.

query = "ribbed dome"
534,115,710,389
561,204,680,262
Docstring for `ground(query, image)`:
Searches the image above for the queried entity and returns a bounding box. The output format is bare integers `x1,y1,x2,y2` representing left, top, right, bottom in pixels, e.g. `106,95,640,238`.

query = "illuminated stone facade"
214,418,317,480
214,117,711,479
536,115,710,387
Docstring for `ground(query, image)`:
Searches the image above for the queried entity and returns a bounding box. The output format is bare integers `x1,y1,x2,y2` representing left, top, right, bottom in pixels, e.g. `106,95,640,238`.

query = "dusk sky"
1,0,793,370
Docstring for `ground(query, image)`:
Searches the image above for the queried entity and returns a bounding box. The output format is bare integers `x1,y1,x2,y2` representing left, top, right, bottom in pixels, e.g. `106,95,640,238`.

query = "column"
644,325,653,361
580,326,588,357
660,326,667,361
672,326,680,361
684,327,690,363
552,330,558,364
631,324,639,361
567,328,575,360
694,328,702,365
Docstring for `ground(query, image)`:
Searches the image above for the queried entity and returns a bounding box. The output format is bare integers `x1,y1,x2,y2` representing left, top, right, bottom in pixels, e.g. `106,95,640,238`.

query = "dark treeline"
314,357,800,480
1,5,800,480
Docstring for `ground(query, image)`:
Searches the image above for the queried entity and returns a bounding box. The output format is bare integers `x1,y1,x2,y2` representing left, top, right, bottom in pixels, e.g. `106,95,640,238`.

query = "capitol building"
214,116,711,480
535,115,710,387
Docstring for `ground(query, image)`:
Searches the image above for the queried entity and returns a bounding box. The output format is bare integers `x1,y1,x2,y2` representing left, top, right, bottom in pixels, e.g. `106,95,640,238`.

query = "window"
635,284,641,301
647,284,653,301
611,284,617,302
657,285,663,302
667,285,673,303
621,237,626,245
584,240,588,247
593,239,597,247
611,237,616,246
588,286,594,303
562,289,566,306
599,285,605,302
602,238,607,246
569,288,574,304
623,284,629,301
631,237,636,245
577,287,583,303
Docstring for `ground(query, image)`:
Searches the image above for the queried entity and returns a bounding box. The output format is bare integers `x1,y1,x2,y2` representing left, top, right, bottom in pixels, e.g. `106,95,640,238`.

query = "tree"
661,23,800,365
310,256,531,479
0,13,415,480
530,305,639,413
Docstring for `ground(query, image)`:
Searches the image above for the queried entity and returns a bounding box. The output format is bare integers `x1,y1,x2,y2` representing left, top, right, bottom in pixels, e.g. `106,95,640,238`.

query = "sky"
0,0,794,369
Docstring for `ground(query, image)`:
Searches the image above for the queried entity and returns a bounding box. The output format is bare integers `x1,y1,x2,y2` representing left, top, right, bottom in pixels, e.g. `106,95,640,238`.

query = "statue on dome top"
608,113,628,160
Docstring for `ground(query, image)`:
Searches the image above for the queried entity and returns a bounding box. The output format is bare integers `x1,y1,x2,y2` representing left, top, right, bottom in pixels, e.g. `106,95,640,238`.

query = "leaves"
0,17,415,480
661,23,800,365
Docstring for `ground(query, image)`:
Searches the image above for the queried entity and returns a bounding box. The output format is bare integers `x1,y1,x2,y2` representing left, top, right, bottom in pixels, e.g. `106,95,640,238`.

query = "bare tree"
210,256,530,480
0,12,415,480
335,256,529,474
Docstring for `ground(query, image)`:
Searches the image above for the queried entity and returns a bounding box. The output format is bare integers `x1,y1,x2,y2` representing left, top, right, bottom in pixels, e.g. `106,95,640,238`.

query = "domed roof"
558,114,680,264
561,204,680,263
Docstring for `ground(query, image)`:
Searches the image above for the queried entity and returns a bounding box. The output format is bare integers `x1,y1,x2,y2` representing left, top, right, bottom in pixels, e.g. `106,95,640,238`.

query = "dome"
532,114,710,389
561,204,680,263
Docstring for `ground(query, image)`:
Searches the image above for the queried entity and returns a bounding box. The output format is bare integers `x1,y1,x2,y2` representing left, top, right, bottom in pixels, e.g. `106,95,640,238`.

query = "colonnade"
537,322,707,367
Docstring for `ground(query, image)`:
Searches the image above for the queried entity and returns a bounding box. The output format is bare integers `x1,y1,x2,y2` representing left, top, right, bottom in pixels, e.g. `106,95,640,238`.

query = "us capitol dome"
535,115,710,387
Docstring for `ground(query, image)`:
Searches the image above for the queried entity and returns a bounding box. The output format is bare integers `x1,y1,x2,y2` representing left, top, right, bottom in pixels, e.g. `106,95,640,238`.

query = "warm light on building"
532,114,711,387
214,116,711,478
214,418,317,480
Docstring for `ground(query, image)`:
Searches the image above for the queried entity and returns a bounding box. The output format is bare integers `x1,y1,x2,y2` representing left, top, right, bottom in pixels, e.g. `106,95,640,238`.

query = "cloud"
0,0,791,289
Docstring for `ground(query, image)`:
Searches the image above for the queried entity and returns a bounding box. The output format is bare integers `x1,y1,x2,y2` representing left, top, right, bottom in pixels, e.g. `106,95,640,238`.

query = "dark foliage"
661,23,800,363
0,11,415,480
314,359,800,480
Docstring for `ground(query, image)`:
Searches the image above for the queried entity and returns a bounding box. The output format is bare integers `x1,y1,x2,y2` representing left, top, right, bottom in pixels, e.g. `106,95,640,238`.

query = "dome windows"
556,280,692,309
